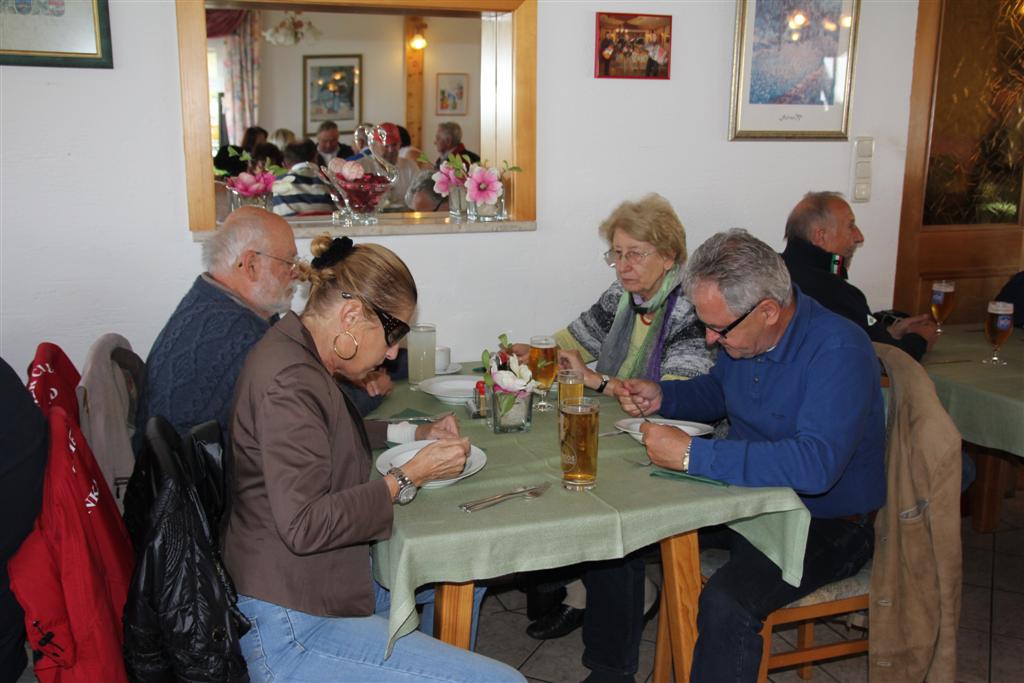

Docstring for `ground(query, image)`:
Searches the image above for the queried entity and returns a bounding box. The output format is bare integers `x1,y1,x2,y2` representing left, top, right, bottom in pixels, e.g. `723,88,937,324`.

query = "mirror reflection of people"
222,235,524,683
433,122,480,168
315,120,355,168
272,141,335,217
404,170,449,213
357,122,419,209
269,128,296,151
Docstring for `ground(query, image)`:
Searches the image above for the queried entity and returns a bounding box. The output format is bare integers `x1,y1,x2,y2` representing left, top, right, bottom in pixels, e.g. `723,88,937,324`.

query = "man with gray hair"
433,121,480,168
782,191,936,360
140,207,299,437
585,229,885,683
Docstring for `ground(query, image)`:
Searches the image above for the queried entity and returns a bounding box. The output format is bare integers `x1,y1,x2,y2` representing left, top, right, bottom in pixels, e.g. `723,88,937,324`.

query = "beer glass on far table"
560,397,600,491
528,335,558,412
930,280,956,334
983,302,1014,365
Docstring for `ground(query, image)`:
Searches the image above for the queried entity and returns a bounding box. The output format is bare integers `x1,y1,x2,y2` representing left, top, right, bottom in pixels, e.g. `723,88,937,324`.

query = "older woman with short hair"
222,234,523,682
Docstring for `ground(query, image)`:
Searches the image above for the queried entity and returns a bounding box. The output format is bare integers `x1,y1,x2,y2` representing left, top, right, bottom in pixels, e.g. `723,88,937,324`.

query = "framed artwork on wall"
0,0,113,68
303,54,362,136
729,0,860,139
594,12,671,80
436,72,468,116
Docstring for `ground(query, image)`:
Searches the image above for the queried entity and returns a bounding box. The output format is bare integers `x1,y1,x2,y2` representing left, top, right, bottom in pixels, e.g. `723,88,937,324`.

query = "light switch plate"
850,136,874,203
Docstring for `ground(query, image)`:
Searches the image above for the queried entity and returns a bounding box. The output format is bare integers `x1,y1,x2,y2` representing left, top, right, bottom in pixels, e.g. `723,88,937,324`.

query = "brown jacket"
222,312,392,617
870,344,961,683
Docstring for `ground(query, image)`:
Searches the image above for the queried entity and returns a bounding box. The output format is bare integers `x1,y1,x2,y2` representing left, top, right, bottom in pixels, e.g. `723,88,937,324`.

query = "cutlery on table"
629,396,654,467
459,482,550,512
377,411,455,424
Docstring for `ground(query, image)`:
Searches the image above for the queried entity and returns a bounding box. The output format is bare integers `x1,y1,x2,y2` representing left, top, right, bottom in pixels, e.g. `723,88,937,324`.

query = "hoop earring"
332,331,358,361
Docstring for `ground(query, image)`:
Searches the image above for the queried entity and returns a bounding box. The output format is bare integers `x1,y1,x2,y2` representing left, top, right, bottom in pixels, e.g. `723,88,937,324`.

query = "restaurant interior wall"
0,0,919,378
257,11,481,151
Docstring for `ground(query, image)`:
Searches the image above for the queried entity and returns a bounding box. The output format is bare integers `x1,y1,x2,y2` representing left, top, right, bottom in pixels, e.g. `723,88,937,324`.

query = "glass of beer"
407,323,436,388
528,335,558,412
982,301,1014,365
930,280,956,334
560,397,600,491
557,370,584,405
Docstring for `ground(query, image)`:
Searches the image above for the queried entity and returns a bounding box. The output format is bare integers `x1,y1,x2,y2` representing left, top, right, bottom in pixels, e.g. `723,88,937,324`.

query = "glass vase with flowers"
466,160,520,222
429,153,472,219
483,334,537,433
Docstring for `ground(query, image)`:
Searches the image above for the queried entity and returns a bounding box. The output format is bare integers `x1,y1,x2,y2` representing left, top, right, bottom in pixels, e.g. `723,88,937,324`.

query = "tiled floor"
13,496,1023,683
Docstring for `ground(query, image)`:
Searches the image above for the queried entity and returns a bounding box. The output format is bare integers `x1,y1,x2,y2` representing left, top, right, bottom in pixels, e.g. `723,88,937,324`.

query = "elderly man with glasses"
140,206,301,439
594,229,885,683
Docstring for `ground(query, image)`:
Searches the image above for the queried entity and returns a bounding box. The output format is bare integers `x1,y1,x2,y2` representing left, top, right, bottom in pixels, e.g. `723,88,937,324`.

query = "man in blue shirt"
601,229,885,683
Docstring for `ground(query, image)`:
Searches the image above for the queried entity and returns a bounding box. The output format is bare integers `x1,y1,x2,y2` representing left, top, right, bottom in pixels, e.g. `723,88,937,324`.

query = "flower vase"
467,194,505,222
490,390,533,433
448,186,468,220
228,190,271,212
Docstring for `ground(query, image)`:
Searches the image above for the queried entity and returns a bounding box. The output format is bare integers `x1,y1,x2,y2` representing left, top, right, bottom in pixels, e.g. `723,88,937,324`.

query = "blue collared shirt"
659,287,886,518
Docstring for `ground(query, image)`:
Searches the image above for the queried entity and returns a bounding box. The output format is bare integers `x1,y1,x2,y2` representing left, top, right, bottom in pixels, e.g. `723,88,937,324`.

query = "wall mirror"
177,0,536,232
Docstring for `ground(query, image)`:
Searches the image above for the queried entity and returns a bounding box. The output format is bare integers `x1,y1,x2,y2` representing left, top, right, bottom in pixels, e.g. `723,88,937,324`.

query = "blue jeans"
690,517,874,683
236,594,524,683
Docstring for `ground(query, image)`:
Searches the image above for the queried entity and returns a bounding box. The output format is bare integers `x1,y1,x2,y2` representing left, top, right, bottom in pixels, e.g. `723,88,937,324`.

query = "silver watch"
387,466,417,505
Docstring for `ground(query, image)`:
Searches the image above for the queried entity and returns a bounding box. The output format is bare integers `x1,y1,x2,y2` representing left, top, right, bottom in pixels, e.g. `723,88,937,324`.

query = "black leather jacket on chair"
122,417,249,682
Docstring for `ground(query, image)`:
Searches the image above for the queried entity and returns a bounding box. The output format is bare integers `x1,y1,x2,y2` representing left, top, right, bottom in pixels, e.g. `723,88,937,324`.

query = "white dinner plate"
417,376,478,405
375,440,487,489
615,418,713,443
435,362,463,376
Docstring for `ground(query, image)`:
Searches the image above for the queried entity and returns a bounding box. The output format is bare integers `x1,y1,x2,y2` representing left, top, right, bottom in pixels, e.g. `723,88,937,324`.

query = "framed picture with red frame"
595,12,672,80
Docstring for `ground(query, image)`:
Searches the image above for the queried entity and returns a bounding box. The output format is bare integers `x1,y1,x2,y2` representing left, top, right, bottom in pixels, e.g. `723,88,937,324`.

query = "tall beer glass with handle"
983,301,1014,365
930,280,957,334
528,335,558,412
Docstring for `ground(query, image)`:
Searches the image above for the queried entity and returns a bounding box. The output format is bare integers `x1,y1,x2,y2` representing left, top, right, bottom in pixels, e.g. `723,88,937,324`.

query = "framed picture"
436,72,468,116
0,0,112,68
594,12,671,80
303,54,362,136
729,0,860,139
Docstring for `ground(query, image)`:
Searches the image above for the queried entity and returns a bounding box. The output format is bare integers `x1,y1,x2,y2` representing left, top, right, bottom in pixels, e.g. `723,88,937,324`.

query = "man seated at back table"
782,191,937,360
585,229,885,683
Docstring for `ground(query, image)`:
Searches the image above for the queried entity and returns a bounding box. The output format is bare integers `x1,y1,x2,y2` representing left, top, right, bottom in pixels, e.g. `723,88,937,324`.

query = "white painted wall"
257,11,480,152
0,0,919,379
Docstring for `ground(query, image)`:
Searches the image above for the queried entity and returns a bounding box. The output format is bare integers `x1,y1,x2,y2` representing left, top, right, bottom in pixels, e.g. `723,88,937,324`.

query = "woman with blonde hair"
222,235,523,682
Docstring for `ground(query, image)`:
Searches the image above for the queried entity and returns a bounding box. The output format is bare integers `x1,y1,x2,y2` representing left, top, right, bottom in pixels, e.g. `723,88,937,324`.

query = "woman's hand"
402,438,471,485
617,378,663,416
415,414,461,440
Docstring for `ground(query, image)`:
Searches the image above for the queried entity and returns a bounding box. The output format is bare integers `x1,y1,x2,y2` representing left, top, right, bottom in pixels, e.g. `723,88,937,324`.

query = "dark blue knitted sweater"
141,276,270,438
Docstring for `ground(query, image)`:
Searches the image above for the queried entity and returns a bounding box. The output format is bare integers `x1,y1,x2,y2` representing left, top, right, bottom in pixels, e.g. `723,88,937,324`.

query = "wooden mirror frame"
177,0,536,232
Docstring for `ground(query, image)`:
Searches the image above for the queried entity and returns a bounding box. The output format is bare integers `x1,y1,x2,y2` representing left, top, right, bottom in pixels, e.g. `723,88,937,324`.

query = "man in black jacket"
782,191,937,360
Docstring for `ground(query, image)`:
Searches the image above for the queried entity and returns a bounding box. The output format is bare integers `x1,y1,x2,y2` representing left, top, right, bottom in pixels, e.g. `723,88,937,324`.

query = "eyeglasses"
254,251,301,273
604,249,654,267
340,292,411,347
699,301,763,339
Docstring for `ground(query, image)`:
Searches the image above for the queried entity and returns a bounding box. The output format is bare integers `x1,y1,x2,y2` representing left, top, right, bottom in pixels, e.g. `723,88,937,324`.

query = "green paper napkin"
386,408,431,420
650,468,728,487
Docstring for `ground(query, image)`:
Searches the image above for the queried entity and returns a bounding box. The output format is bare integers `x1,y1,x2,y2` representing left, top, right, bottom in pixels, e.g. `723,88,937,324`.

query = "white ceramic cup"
435,346,451,372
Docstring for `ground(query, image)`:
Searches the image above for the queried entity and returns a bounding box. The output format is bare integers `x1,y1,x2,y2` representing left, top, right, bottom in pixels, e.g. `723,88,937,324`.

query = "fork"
459,482,551,512
629,395,654,467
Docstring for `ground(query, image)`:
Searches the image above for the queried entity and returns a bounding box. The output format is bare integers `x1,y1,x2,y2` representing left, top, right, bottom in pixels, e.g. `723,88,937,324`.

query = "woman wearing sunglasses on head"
221,235,523,682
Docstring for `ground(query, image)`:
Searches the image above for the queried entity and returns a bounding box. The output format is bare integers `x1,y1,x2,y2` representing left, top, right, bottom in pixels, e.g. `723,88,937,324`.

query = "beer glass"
930,280,956,334
557,370,584,405
407,323,436,387
982,302,1014,365
560,397,600,491
528,335,558,412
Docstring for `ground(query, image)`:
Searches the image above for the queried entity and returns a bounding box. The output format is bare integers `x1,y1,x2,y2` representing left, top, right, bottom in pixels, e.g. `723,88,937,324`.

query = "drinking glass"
557,369,584,442
560,397,600,491
528,335,558,412
930,280,956,334
407,324,437,387
982,302,1014,365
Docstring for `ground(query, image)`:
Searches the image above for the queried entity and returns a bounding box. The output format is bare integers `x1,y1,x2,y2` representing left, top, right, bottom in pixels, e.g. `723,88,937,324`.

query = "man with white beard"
140,207,299,437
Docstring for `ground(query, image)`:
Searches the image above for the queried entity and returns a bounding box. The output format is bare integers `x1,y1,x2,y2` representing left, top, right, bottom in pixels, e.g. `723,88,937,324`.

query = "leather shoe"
526,604,584,640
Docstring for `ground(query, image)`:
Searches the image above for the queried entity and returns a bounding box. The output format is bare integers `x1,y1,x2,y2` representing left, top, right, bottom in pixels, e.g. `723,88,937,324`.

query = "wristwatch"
595,374,611,394
681,439,692,472
387,467,417,505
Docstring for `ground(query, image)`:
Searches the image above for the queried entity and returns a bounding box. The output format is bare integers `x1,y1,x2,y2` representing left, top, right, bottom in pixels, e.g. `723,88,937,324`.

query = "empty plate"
614,418,713,443
417,376,479,405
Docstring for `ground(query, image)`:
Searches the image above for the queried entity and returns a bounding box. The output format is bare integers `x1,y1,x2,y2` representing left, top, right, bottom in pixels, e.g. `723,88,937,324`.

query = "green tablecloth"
369,383,810,655
923,324,1024,457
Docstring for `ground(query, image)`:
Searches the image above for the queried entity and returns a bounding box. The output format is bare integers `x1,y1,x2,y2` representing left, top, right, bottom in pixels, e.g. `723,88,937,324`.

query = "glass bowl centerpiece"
319,124,399,226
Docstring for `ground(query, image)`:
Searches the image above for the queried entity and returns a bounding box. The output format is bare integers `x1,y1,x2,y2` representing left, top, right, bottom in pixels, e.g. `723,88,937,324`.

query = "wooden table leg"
970,446,1013,533
434,581,475,649
654,530,702,683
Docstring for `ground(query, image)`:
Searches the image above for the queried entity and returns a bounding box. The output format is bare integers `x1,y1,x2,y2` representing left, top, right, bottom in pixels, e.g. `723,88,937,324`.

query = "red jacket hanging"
27,342,81,420
8,405,134,683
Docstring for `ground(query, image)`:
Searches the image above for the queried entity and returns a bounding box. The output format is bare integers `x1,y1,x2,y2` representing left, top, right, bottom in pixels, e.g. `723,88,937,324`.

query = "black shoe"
525,585,567,621
526,604,585,640
643,586,660,625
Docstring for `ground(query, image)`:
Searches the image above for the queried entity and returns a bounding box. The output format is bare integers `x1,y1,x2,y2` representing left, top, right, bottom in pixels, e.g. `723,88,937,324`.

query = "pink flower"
465,165,503,205
431,162,460,196
227,171,275,197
